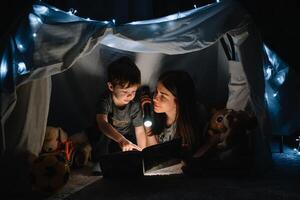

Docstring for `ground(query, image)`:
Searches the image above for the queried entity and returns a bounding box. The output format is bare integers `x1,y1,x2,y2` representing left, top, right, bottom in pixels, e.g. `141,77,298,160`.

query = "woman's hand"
140,94,152,108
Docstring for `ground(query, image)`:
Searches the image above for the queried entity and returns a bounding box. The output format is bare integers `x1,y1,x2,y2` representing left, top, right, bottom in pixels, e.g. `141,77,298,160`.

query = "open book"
99,138,182,178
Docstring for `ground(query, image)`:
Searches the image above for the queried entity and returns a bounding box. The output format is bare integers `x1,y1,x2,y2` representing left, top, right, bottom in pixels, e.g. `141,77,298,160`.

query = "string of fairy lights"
0,0,222,79
294,136,300,155
2,0,299,156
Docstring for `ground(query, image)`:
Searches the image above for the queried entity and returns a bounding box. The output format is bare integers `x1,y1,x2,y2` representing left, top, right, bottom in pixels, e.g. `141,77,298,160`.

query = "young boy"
89,56,146,175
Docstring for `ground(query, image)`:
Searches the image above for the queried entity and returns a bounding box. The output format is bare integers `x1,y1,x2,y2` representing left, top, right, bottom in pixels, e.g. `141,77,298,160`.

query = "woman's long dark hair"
152,70,200,151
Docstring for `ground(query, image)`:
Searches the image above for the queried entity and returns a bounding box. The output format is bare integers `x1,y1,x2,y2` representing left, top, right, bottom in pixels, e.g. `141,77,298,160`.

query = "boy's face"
108,82,139,106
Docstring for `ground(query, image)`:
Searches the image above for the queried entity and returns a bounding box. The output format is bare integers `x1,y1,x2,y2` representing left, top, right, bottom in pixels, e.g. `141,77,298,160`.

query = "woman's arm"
144,127,158,147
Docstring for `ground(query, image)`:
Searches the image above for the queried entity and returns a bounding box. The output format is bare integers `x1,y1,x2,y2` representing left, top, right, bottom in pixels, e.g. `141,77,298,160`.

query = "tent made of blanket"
0,0,273,173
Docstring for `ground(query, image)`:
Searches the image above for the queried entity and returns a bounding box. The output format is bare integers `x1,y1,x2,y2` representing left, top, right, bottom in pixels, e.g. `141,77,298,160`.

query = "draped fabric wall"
0,0,272,173
4,78,51,155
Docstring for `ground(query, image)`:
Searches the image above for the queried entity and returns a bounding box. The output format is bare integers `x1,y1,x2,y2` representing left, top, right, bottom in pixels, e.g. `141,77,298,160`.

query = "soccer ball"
30,153,70,194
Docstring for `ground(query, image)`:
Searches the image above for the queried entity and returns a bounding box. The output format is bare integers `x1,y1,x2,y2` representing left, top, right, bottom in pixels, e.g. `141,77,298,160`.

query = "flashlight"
141,86,153,128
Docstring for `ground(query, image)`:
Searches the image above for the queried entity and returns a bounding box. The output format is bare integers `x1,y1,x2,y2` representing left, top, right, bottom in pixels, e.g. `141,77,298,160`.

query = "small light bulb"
17,62,27,74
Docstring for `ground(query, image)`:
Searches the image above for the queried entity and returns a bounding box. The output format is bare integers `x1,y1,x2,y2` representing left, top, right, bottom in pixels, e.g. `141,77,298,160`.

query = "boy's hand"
118,138,142,151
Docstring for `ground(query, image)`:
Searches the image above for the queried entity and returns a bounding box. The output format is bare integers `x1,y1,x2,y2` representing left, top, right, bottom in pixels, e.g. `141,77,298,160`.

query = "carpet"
47,146,300,200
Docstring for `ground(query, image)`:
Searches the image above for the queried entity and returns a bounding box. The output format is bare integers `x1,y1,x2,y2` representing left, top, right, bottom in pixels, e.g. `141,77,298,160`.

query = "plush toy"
183,108,258,176
193,108,257,158
30,153,70,194
41,126,92,168
42,126,68,153
68,132,92,168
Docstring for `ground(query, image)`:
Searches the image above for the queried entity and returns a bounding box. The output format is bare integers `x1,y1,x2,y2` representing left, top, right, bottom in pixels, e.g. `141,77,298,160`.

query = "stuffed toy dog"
209,108,257,149
68,132,92,168
41,126,92,168
42,126,68,153
193,108,257,158
183,108,258,176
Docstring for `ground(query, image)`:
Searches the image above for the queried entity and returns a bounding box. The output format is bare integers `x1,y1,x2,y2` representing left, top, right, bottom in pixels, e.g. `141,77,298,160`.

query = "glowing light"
33,5,49,15
16,39,26,52
144,120,152,128
86,18,91,21
29,14,42,26
263,44,289,114
68,8,77,15
216,0,220,2
264,93,269,102
166,14,179,21
17,62,27,74
0,59,8,78
18,44,24,50
263,44,284,72
264,67,272,80
264,82,280,116
294,136,300,155
32,33,37,37
194,4,197,8
275,74,285,85
112,19,116,24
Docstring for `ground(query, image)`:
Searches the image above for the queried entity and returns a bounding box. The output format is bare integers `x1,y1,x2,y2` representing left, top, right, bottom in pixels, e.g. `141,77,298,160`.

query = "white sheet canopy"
0,0,272,172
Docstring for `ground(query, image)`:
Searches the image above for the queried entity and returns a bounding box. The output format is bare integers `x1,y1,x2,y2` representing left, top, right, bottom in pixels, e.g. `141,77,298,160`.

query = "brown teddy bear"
41,126,68,154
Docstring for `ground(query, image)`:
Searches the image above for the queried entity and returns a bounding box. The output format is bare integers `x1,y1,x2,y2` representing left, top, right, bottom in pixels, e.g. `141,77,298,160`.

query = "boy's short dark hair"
107,57,141,88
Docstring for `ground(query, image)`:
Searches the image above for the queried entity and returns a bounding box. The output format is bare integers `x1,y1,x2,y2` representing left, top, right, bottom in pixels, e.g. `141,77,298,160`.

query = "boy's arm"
96,114,142,151
134,126,147,149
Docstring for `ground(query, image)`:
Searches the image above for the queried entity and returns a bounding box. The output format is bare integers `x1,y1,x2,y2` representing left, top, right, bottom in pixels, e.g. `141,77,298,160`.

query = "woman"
144,70,204,154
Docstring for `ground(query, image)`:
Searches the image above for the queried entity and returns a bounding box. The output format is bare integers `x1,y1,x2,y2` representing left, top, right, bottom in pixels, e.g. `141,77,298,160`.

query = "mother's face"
153,82,177,114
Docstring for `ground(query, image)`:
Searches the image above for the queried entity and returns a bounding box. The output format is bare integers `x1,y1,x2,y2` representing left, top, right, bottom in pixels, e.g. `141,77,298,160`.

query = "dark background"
1,0,299,74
